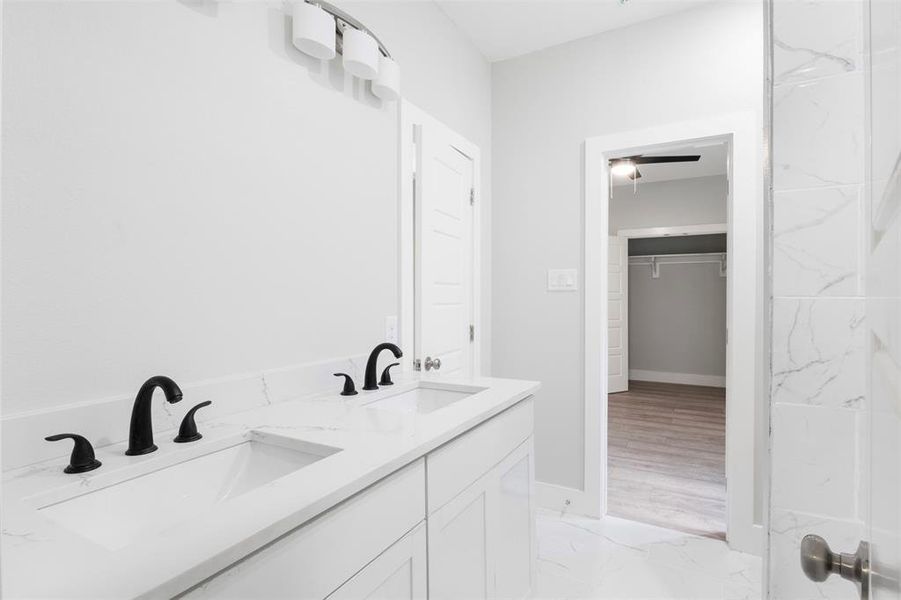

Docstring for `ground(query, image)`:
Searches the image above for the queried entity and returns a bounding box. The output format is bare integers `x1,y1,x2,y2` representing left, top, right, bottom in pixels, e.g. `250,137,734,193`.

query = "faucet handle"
379,363,399,386
174,401,212,443
334,373,358,396
45,433,102,474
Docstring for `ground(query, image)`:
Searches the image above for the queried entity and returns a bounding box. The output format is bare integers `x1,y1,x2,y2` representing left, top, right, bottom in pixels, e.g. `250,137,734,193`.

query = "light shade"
610,160,636,177
342,28,379,79
292,2,336,60
372,56,401,101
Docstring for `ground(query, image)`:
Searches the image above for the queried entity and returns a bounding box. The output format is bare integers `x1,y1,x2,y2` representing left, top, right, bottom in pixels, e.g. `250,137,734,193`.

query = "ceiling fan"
608,154,701,180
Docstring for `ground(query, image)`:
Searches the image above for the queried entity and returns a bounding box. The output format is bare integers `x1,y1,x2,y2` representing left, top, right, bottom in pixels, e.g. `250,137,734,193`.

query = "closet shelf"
628,252,727,279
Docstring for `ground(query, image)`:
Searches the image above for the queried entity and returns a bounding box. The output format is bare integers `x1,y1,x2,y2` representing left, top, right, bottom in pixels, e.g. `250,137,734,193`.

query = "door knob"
424,356,442,371
801,534,869,598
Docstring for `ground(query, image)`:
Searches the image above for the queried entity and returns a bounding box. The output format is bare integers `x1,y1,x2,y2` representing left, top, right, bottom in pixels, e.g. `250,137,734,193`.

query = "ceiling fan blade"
633,155,701,164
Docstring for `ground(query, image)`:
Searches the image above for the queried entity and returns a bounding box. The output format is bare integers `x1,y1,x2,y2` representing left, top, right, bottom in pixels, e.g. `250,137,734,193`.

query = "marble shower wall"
770,1,868,598
867,1,901,598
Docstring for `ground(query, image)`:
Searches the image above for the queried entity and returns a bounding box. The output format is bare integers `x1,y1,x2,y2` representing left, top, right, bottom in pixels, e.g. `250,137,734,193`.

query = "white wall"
629,262,726,380
491,2,763,491
610,175,727,234
1,1,490,416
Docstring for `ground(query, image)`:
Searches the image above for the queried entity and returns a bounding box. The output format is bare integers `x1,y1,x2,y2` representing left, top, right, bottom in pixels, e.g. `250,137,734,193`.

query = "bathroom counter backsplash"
1,374,540,600
1,355,374,472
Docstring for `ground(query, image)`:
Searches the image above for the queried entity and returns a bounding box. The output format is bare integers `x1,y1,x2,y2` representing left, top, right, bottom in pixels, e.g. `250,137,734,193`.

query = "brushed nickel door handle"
801,534,869,599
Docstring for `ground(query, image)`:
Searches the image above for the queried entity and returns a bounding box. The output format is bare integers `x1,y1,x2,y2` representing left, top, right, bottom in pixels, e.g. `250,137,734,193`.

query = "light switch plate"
548,269,578,291
385,315,398,343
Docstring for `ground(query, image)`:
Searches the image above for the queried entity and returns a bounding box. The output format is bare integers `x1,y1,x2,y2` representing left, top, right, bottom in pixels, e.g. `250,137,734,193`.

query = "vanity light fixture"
291,1,336,60
372,55,401,101
289,0,400,100
342,26,379,79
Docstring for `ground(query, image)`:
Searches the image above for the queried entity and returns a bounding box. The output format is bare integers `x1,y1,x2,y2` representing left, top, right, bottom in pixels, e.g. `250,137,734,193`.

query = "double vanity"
2,371,539,599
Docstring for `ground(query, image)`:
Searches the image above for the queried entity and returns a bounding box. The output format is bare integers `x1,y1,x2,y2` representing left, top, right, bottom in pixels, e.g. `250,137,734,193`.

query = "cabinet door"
494,438,535,600
327,523,427,600
427,398,533,513
428,475,494,600
427,436,535,600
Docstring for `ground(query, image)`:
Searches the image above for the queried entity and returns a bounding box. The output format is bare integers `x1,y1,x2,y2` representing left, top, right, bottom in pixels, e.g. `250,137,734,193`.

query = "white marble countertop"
1,374,539,599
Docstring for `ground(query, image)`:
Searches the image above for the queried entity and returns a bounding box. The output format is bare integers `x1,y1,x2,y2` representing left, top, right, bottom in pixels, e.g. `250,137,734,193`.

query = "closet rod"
628,252,727,278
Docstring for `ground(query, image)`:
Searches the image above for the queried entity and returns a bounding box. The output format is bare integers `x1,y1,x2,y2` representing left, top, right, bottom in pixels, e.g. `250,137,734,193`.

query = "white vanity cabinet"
179,460,426,600
426,400,536,600
178,397,535,600
327,523,427,600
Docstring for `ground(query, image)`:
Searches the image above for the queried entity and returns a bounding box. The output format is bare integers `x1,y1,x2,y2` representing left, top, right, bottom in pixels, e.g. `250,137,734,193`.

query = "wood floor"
607,380,726,540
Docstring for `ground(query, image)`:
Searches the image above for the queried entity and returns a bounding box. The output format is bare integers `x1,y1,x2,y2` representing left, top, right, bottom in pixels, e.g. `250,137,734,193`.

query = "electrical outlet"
385,315,398,344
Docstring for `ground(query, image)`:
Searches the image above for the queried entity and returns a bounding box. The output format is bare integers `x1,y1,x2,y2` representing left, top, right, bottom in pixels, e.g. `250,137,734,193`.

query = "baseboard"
730,522,764,557
629,369,726,388
535,481,599,518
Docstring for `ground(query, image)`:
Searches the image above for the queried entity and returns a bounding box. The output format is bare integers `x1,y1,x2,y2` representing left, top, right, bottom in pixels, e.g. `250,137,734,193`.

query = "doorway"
399,102,483,378
582,114,764,555
608,221,729,538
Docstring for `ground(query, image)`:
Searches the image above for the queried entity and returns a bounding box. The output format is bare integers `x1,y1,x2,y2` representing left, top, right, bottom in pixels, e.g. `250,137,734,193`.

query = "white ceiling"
434,0,714,62
611,142,728,186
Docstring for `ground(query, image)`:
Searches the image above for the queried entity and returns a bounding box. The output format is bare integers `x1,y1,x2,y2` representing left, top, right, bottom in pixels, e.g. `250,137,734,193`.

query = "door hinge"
470,187,475,205
469,324,475,342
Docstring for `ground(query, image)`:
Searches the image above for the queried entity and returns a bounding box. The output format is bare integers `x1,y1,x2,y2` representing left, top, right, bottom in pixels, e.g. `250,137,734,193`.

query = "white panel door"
327,523,427,600
607,235,628,393
416,124,474,377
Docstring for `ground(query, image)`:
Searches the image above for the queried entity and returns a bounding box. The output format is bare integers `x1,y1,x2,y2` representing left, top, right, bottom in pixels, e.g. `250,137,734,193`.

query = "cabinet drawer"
179,459,426,600
427,398,533,514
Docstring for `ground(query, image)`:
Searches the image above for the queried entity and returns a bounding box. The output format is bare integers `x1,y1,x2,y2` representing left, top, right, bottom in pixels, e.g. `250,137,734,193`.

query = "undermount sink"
363,383,486,414
34,431,340,550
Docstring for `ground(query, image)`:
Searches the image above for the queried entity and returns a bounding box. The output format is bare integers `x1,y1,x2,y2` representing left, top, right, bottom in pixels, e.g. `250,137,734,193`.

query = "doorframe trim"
399,101,482,376
581,113,764,555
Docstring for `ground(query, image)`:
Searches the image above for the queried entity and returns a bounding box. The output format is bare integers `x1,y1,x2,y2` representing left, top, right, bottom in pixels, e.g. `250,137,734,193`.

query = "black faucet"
379,362,399,386
334,373,358,396
126,375,183,456
45,433,102,474
174,401,212,443
363,343,402,391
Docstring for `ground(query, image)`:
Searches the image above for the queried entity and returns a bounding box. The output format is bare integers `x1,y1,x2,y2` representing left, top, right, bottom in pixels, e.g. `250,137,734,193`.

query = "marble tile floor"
531,510,762,600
